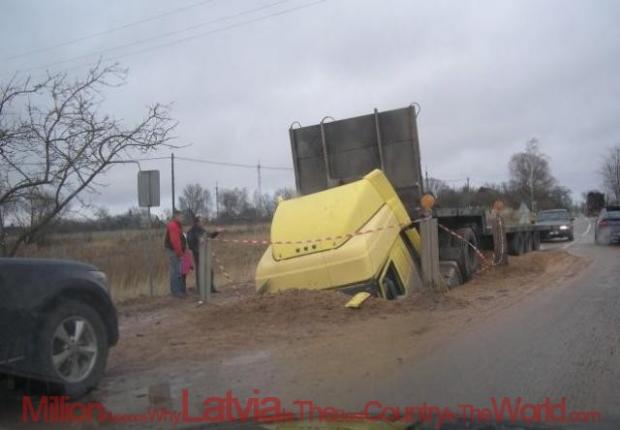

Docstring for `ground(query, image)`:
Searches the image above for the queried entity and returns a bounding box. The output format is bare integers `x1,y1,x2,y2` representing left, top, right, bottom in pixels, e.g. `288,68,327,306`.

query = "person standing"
180,233,193,294
187,215,219,293
164,210,185,298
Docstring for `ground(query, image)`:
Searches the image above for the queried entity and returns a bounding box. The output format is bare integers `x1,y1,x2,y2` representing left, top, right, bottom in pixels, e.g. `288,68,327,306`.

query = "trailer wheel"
439,247,468,283
509,232,524,256
532,232,541,251
523,232,533,253
453,228,480,280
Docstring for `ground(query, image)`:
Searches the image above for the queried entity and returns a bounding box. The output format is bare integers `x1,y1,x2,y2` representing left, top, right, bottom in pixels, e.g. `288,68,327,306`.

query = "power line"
16,155,293,171
2,0,218,62
18,0,314,75
175,156,292,171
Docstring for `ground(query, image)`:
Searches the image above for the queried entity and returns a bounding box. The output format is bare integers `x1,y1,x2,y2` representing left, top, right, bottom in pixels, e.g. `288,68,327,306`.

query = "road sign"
138,170,160,207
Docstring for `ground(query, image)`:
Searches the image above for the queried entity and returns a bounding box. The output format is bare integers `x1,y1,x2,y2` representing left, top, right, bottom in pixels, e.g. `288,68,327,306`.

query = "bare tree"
217,188,250,221
178,183,212,218
508,138,556,211
425,177,448,197
0,63,176,256
601,145,620,203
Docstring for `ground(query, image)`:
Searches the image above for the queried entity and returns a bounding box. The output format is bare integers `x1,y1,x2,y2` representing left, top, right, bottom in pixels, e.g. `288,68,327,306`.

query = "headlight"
89,270,109,289
559,225,569,230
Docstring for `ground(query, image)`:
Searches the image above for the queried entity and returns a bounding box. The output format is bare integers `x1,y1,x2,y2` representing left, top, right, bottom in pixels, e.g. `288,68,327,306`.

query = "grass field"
17,224,270,302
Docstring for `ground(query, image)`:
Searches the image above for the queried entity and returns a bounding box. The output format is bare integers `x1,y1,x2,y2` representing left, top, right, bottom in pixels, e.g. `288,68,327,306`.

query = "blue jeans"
166,249,184,296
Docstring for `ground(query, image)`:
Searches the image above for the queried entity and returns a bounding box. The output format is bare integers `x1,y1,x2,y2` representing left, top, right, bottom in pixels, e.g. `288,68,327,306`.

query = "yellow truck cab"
255,169,423,299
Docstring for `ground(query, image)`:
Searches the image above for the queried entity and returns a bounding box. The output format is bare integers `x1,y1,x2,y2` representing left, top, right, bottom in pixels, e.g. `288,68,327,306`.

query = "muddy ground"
107,249,588,377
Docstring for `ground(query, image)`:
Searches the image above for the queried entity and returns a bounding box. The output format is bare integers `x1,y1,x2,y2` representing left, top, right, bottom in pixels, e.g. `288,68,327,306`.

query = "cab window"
381,262,405,300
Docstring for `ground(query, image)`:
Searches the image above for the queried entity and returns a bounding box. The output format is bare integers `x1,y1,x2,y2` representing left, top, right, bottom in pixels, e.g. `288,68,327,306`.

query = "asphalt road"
370,215,620,427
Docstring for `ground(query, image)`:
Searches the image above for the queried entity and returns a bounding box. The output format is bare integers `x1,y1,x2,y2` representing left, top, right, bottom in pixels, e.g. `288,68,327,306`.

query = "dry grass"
17,224,270,303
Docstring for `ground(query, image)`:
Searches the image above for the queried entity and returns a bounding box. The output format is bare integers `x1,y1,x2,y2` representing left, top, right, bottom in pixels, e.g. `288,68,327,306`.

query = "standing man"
165,210,185,297
187,215,219,293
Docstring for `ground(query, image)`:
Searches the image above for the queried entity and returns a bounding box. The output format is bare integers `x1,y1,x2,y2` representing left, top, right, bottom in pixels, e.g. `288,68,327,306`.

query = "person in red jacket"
164,210,185,297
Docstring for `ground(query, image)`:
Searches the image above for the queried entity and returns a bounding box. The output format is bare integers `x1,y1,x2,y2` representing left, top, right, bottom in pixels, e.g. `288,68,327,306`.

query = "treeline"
26,186,298,237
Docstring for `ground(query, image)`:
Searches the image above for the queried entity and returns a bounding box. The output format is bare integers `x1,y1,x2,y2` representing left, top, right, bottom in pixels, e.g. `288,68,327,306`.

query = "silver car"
595,206,620,245
537,209,574,241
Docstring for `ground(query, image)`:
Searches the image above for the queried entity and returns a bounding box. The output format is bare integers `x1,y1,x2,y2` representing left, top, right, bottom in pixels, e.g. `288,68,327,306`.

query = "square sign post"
138,170,161,208
138,170,161,296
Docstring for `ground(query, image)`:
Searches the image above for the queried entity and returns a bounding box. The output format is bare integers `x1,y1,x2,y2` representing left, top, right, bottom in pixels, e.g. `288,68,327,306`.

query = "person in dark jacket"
186,215,219,293
164,210,185,297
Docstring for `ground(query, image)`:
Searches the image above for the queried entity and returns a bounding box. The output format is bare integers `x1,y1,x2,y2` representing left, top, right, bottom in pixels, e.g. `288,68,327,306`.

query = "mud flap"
345,292,371,309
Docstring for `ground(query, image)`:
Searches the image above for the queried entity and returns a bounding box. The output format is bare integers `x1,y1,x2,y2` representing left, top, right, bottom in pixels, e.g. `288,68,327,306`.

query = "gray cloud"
2,0,619,214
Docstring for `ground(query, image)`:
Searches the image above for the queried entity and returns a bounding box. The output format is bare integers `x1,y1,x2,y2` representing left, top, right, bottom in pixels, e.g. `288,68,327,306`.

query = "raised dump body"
290,105,424,217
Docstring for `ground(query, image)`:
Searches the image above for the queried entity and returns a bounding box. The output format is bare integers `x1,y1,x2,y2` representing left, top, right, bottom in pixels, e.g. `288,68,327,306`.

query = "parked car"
536,209,574,241
0,258,118,397
595,205,620,245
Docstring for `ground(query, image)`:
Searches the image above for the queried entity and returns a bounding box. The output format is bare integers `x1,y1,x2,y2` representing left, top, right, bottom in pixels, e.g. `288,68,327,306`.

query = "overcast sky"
2,0,619,215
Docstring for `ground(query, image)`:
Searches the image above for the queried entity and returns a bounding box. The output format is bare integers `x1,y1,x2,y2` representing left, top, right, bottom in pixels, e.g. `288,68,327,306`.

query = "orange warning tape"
209,217,431,247
437,223,492,268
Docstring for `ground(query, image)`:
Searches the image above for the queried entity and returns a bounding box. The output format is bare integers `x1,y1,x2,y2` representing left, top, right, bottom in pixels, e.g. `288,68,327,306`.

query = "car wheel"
567,232,574,241
37,300,109,398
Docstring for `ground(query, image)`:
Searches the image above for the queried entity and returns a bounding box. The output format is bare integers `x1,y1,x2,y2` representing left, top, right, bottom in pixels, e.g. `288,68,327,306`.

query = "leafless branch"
0,62,177,256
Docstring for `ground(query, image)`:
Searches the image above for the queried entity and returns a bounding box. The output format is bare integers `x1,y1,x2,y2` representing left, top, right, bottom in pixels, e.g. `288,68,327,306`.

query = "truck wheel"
440,245,477,283
532,232,541,250
509,233,524,256
523,233,533,253
439,247,469,283
37,300,109,398
452,228,480,279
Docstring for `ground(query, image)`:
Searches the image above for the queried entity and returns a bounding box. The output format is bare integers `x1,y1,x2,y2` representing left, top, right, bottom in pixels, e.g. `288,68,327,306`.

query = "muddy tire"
523,232,533,253
532,232,541,250
509,232,524,256
452,228,480,280
440,230,478,283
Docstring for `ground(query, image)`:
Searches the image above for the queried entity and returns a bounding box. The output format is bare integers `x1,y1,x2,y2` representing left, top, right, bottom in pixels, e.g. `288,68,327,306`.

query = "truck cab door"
379,237,422,299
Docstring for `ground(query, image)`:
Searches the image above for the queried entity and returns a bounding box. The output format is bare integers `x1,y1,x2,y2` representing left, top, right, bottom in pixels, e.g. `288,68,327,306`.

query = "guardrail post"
492,214,508,266
198,237,213,302
420,218,442,289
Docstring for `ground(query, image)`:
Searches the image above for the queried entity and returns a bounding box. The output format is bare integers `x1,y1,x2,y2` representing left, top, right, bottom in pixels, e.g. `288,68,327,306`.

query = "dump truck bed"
290,105,424,217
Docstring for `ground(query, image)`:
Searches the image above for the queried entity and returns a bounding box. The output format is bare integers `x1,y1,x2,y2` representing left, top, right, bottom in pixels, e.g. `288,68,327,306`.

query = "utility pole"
215,182,219,220
257,160,262,213
466,177,470,192
424,166,429,193
171,153,176,213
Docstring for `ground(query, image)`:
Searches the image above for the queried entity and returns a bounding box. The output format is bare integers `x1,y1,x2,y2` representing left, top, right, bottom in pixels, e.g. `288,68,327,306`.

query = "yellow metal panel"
270,179,384,260
345,292,371,308
256,205,400,293
364,169,411,227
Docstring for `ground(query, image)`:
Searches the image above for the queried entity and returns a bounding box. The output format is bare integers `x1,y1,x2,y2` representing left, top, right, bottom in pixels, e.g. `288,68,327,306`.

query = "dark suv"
0,258,118,397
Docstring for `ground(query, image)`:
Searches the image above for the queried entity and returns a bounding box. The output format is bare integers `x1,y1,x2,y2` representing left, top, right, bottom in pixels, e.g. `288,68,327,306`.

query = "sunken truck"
255,105,545,298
